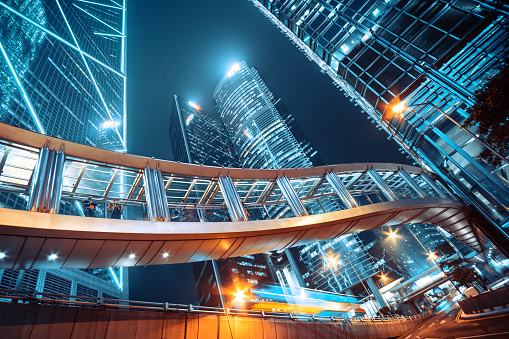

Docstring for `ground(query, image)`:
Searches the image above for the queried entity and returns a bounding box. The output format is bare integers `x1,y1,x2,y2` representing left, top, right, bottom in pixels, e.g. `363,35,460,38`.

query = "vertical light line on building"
56,0,125,150
0,39,45,134
73,4,124,35
122,0,127,150
75,0,123,10
0,1,125,78
108,267,122,290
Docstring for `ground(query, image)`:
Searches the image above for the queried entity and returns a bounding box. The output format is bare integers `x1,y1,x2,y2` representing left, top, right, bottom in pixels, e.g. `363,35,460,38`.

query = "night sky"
126,0,411,303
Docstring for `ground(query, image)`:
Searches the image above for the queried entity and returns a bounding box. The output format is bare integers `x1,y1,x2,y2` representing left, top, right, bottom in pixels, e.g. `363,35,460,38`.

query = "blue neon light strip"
73,4,124,35
75,0,123,10
0,39,45,134
0,1,125,79
56,0,125,151
109,267,123,290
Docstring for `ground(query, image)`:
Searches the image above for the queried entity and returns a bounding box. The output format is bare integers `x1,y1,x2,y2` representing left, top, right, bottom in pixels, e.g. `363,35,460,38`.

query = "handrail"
0,122,432,179
0,288,430,322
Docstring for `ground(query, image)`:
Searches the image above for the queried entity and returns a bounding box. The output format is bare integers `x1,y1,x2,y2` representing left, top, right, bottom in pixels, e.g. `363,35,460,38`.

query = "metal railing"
0,122,451,224
458,285,509,315
0,288,429,323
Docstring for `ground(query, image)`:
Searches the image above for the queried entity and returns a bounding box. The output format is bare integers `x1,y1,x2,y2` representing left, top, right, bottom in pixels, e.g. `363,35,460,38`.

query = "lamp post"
392,102,508,165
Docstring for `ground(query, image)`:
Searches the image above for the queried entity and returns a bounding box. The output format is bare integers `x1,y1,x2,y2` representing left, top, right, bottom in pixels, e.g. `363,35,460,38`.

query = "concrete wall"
0,302,429,339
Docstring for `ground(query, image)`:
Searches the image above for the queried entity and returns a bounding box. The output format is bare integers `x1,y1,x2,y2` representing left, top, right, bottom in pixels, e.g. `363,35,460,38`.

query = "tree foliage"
439,258,480,287
464,59,509,167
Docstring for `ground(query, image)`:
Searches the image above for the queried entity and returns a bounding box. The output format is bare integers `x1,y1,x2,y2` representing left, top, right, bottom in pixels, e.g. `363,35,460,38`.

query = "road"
397,303,509,339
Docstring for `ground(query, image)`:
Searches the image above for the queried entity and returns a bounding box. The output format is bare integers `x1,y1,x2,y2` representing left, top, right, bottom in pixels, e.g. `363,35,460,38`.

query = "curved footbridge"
0,123,482,270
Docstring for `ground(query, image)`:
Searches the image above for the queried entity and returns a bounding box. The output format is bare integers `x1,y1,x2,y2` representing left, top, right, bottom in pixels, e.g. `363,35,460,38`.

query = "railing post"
366,168,399,201
398,169,427,198
325,171,359,209
143,167,169,221
420,173,449,198
218,175,247,222
276,176,308,217
28,146,65,213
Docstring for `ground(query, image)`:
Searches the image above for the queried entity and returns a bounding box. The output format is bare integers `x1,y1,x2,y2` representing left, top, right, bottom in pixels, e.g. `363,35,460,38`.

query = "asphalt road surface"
397,303,509,339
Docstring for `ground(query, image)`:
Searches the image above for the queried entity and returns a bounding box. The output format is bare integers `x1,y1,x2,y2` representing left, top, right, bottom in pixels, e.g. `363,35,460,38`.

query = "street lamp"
388,231,398,239
392,102,508,165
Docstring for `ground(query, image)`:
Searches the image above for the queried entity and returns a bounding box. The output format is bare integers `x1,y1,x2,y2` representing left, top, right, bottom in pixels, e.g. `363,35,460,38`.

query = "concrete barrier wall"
0,302,429,339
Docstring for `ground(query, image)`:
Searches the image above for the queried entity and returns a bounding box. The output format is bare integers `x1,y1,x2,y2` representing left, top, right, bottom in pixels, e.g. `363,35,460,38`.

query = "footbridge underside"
0,123,482,269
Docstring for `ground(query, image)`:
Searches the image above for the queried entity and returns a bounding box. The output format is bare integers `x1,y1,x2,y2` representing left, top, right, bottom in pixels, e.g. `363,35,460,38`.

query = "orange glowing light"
233,290,246,303
392,103,407,114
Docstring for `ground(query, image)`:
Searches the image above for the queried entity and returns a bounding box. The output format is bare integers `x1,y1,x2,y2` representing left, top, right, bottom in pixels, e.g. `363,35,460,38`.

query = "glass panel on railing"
245,205,270,221
105,170,139,200
265,202,294,219
121,202,147,221
302,200,326,215
169,206,200,222
316,196,342,213
199,207,230,222
0,146,37,187
353,192,385,206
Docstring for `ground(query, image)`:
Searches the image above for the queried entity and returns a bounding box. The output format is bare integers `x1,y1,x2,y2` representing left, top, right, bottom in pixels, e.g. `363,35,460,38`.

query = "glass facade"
0,0,127,300
0,0,126,151
250,0,509,242
299,233,377,292
194,254,273,308
169,94,240,168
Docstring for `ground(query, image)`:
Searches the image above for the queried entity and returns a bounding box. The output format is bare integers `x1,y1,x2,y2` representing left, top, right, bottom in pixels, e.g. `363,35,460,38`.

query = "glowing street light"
428,252,438,261
233,290,246,304
391,101,508,165
323,254,340,270
387,231,398,239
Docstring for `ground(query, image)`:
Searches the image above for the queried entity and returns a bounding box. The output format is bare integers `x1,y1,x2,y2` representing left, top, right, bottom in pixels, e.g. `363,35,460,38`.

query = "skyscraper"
0,0,126,151
249,0,509,252
213,61,321,169
169,94,240,168
0,0,127,300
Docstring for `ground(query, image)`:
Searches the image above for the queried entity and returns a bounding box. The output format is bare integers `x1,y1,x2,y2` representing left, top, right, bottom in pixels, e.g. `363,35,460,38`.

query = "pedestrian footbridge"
0,123,482,270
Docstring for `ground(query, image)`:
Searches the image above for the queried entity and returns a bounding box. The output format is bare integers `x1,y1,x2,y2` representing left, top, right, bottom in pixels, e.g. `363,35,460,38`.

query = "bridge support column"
28,146,65,213
366,168,399,201
420,173,449,198
398,169,427,198
143,167,169,221
275,176,308,287
284,249,306,288
276,176,308,216
263,253,279,283
325,171,358,209
366,277,389,310
211,260,225,308
218,175,247,222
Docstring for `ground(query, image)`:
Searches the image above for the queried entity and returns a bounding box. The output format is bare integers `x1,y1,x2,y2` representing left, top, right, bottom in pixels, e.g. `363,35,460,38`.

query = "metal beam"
276,176,308,217
103,168,119,198
366,168,399,202
325,171,359,209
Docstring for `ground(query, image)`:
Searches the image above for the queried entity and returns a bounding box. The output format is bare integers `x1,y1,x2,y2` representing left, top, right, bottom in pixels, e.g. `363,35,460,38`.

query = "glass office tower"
0,0,127,300
249,0,509,250
213,61,321,169
169,95,240,168
0,0,126,151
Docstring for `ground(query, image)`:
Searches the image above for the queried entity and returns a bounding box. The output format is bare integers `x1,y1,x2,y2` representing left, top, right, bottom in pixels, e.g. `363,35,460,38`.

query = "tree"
464,58,509,167
439,258,480,288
